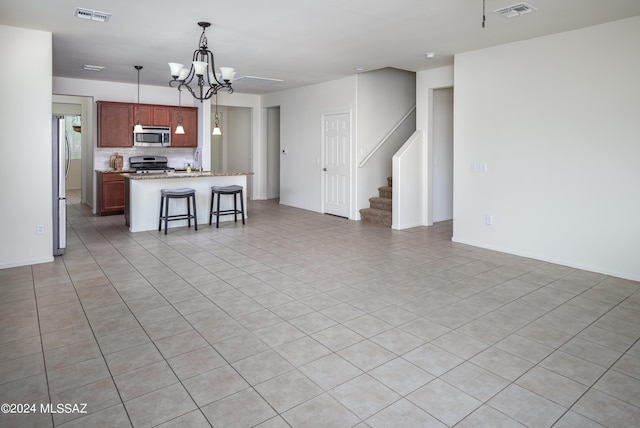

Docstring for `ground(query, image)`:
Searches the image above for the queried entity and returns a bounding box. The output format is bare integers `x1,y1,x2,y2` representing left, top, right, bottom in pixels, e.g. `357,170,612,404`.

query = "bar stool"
209,185,245,228
158,188,197,235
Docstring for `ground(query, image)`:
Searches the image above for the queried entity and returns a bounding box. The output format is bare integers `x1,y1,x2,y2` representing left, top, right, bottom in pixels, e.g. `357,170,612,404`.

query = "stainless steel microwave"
133,126,171,147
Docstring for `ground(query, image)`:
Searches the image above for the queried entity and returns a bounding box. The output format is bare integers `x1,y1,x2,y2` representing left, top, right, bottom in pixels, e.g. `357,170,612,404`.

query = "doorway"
266,107,280,200
432,88,454,222
52,95,93,206
211,110,224,171
322,112,351,218
212,106,253,197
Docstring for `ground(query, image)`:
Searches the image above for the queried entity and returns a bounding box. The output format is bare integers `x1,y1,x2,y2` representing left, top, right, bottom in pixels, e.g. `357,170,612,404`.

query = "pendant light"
212,92,222,135
175,89,185,134
133,65,143,133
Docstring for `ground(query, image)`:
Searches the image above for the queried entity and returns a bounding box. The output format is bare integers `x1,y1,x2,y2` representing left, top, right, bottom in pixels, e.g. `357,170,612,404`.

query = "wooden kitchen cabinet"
98,102,133,147
97,172,125,215
134,104,171,127
98,101,196,148
153,106,171,126
170,106,198,147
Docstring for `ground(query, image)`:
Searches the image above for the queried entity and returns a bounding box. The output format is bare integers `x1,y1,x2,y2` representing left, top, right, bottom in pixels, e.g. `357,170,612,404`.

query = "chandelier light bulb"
220,67,235,82
168,62,184,79
192,61,208,76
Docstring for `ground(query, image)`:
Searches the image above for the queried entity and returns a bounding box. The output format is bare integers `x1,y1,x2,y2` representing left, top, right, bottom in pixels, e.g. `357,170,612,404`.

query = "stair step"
369,197,392,211
378,186,392,199
360,208,392,226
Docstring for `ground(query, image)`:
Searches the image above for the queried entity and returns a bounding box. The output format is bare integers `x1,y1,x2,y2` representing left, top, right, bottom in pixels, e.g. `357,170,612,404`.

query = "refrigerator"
52,116,68,256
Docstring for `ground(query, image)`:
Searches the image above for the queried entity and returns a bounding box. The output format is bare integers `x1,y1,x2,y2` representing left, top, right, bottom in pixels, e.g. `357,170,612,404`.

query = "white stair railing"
358,105,416,168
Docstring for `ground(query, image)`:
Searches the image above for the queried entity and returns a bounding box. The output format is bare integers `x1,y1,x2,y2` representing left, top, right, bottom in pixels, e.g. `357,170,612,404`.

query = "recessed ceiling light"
83,64,105,71
75,7,111,23
425,53,436,59
355,67,366,72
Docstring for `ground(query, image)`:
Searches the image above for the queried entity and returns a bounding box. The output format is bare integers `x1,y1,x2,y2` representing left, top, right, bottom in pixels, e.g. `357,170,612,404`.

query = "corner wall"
0,25,53,268
453,16,640,280
416,66,454,226
262,77,357,213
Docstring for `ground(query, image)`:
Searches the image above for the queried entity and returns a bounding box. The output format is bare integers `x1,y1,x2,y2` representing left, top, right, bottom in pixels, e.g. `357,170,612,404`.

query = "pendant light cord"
482,0,486,28
134,65,143,127
215,93,219,125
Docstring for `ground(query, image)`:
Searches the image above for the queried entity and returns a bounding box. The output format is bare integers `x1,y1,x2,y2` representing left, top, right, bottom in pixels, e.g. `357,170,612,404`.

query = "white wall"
453,16,640,281
261,69,415,217
0,25,53,268
262,77,357,212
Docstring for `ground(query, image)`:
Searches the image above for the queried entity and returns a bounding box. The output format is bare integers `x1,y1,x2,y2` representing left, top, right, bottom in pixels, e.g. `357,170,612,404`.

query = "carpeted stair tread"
359,208,392,226
369,197,392,211
378,186,392,199
361,177,393,226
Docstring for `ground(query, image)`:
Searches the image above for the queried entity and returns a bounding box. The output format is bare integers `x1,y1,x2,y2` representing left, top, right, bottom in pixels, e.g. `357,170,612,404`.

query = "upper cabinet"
170,107,198,148
97,101,198,148
134,105,171,127
98,102,133,147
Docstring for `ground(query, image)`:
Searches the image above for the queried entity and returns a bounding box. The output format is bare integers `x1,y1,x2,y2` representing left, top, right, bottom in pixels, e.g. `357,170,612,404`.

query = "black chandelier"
168,22,235,102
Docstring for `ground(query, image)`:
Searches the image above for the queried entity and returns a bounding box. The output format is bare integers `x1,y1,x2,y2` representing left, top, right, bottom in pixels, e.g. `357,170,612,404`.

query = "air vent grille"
75,7,111,22
495,3,536,18
83,65,105,72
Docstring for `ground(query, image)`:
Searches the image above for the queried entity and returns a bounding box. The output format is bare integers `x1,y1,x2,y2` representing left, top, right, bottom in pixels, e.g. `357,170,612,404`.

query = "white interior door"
323,112,350,218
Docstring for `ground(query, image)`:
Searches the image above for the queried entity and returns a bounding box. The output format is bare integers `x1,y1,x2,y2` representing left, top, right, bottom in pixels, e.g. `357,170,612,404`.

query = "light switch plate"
471,162,488,172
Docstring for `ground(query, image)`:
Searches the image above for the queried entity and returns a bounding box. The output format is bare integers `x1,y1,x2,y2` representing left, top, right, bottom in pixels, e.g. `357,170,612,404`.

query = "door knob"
322,167,327,171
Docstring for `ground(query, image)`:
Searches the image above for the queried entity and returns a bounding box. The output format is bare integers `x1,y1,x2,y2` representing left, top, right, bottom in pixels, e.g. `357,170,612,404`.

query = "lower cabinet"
97,172,125,215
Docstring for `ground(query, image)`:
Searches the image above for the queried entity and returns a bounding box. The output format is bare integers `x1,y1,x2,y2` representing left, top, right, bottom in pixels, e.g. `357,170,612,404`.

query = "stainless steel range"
129,155,175,174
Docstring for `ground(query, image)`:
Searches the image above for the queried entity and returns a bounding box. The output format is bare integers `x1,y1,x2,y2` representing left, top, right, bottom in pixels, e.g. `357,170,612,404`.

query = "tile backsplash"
95,147,196,170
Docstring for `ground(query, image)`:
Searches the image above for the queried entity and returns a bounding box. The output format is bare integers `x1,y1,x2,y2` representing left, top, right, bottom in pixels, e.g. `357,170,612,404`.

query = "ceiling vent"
83,64,105,72
75,7,111,23
494,3,536,18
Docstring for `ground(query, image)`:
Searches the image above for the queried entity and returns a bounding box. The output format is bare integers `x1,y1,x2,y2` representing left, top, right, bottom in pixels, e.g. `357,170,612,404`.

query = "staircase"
360,176,392,226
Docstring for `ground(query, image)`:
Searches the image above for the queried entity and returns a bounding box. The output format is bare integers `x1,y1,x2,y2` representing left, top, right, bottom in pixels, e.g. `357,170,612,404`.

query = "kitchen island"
122,171,252,232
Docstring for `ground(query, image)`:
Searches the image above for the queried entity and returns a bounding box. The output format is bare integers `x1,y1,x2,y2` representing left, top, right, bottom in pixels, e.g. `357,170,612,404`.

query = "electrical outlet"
485,215,493,226
36,224,45,235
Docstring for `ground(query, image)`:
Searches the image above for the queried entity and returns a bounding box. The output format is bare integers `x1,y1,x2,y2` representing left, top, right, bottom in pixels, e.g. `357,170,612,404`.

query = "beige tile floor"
1,195,639,427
